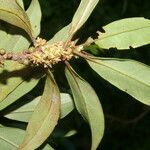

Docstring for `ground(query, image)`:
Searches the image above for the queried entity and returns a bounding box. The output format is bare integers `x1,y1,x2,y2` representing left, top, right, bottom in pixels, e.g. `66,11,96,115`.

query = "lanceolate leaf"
0,126,54,150
65,66,104,150
95,17,150,49
19,70,60,150
5,93,74,122
69,0,99,37
87,57,150,105
0,0,33,38
49,0,99,43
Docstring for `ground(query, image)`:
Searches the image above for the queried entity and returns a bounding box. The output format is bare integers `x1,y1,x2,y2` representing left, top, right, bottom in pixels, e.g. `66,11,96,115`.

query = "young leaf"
19,70,60,150
0,0,33,38
5,93,74,122
87,57,150,105
0,126,54,150
65,66,104,150
69,0,99,37
95,17,150,49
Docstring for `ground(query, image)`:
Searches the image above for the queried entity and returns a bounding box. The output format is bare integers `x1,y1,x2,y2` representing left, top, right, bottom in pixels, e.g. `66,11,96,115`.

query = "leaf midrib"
72,0,92,32
98,25,150,40
67,68,90,123
90,60,150,88
21,81,59,149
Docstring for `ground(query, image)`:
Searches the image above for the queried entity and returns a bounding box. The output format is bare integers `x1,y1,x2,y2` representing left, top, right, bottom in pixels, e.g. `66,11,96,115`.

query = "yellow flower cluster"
28,38,83,67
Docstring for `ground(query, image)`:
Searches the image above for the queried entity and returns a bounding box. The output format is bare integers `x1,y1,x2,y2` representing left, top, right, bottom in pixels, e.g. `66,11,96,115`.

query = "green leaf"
48,24,70,44
43,144,54,150
0,65,42,110
16,0,24,8
0,68,43,111
26,0,41,37
87,57,150,105
49,0,99,43
0,0,42,109
0,0,41,52
95,17,150,49
0,126,54,150
5,96,40,122
19,70,60,150
60,93,74,118
0,0,33,38
64,130,77,137
0,62,30,102
5,93,74,122
0,126,25,149
65,66,104,150
69,0,99,36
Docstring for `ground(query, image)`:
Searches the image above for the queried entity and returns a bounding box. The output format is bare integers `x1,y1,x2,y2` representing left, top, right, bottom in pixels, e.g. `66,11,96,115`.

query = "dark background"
20,0,150,149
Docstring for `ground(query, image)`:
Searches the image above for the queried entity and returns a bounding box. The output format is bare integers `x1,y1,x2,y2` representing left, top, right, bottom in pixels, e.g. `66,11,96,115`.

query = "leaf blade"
69,0,99,36
0,127,25,149
0,0,41,52
88,57,150,105
48,24,70,44
19,70,60,150
0,0,33,38
26,0,41,37
0,67,42,111
5,93,74,122
65,66,104,150
95,17,150,49
49,0,99,43
0,126,54,150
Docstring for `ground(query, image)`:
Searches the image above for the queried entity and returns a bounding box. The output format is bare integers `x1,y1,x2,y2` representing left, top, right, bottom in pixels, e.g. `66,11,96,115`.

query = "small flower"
27,38,83,67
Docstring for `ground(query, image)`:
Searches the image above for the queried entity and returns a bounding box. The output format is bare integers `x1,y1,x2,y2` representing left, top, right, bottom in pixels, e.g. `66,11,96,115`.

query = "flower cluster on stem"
0,37,83,68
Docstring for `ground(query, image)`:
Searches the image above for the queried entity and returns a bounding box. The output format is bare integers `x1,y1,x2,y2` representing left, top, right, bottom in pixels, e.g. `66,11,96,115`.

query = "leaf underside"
0,126,53,150
95,17,150,49
0,0,33,38
65,66,104,150
88,57,150,105
19,70,60,150
5,93,74,122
